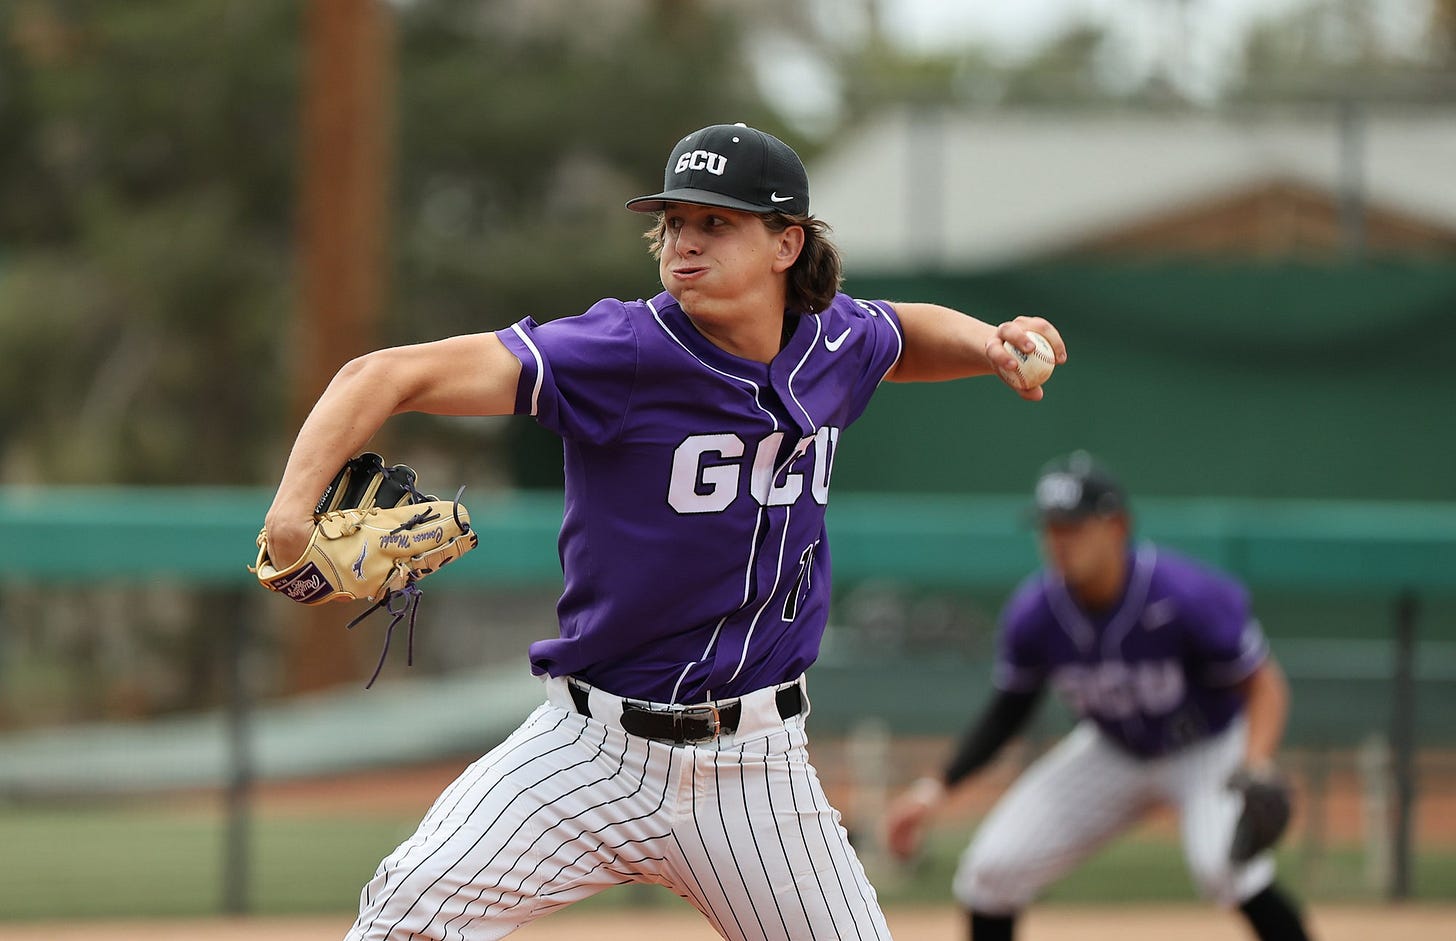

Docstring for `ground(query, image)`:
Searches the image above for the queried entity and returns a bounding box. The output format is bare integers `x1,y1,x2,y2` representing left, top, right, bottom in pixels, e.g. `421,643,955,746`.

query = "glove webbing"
317,454,433,516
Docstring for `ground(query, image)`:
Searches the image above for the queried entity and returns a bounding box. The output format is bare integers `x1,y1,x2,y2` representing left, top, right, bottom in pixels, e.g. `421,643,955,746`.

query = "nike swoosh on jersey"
1142,598,1176,630
824,327,852,351
769,192,794,202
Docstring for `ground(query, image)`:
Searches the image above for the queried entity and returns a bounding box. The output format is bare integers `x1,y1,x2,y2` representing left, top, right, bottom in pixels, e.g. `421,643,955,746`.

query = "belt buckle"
672,704,720,744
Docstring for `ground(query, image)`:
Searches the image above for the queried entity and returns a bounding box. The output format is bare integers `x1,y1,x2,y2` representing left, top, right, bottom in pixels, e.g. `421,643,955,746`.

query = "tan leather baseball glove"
251,453,478,685
252,452,477,605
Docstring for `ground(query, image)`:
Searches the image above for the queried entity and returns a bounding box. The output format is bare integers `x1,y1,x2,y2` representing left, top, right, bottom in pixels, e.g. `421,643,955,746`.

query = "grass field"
3,801,1454,921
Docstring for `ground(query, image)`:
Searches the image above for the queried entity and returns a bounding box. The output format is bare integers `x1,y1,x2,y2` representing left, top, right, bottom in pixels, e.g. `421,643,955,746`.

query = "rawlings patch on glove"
251,452,478,685
1228,765,1293,863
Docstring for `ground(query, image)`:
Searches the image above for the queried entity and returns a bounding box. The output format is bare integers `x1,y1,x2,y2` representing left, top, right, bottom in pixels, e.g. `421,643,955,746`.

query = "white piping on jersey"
784,316,822,428
726,504,794,685
1046,579,1094,653
1099,543,1158,659
650,295,809,702
1045,542,1156,654
669,500,770,704
672,615,724,704
1096,545,1157,744
1203,618,1269,686
1047,543,1157,743
655,298,882,700
509,323,546,416
647,297,780,431
856,299,905,383
726,437,828,686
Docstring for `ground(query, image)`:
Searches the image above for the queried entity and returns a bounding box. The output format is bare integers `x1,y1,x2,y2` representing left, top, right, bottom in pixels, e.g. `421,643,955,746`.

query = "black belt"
568,681,803,745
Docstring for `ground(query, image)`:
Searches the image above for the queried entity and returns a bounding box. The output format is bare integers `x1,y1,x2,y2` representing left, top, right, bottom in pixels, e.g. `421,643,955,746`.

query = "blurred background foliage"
0,0,773,486
0,1,301,485
1,0,1451,487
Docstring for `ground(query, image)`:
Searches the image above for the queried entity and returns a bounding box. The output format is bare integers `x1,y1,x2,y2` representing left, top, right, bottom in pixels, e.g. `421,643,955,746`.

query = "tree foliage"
0,0,773,485
0,1,301,484
2,0,1448,486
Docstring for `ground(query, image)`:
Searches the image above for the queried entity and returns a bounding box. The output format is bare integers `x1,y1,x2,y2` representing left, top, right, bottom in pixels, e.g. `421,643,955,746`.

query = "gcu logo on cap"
1036,473,1083,512
626,124,808,214
675,150,727,176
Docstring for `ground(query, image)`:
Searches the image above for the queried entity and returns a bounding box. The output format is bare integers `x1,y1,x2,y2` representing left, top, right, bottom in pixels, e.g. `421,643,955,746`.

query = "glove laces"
346,583,423,689
342,485,468,689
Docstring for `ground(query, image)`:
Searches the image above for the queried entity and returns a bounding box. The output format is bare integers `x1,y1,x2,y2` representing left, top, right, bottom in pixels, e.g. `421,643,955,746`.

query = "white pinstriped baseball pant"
953,716,1277,914
344,675,891,940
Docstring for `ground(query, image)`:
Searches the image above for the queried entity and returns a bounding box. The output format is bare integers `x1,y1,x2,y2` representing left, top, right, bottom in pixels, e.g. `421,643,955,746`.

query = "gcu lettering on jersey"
1051,659,1185,720
674,149,727,176
668,426,840,514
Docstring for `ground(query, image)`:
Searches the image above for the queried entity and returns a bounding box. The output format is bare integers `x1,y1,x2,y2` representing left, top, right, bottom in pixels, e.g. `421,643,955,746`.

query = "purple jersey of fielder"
496,289,904,704
995,543,1269,757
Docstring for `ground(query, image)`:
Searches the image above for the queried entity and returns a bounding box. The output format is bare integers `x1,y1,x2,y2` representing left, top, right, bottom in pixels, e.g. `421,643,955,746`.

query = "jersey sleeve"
992,577,1051,693
832,296,906,427
495,299,640,445
1182,568,1269,687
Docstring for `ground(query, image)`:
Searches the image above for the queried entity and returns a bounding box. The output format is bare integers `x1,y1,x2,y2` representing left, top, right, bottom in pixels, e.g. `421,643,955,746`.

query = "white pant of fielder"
955,717,1277,913
345,675,891,940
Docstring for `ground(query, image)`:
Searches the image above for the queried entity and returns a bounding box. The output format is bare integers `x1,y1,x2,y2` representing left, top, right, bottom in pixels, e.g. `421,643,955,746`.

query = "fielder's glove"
251,452,478,685
1228,765,1293,863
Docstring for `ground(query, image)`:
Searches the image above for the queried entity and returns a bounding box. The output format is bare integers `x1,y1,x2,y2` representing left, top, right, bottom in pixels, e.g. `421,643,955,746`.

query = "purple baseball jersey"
995,543,1269,757
496,290,904,704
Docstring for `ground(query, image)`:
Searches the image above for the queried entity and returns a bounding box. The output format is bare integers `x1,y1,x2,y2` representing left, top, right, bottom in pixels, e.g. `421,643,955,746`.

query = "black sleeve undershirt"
941,686,1045,789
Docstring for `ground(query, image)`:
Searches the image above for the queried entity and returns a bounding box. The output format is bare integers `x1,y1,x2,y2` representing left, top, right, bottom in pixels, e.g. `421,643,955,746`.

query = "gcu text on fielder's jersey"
499,289,904,704
954,543,1279,914
996,544,1269,757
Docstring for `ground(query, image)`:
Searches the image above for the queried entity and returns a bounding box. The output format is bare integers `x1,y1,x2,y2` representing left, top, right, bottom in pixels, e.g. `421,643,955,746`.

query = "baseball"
998,331,1056,390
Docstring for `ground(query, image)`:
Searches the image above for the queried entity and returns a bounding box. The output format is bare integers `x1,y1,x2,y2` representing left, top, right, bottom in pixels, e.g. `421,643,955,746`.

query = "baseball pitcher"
260,123,1066,940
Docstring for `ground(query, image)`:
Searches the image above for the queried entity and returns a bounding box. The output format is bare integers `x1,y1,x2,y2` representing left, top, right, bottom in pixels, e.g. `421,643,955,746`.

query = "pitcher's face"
658,203,799,315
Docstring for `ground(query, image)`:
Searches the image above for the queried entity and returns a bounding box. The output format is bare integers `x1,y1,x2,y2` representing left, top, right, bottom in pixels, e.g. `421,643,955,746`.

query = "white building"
809,107,1456,271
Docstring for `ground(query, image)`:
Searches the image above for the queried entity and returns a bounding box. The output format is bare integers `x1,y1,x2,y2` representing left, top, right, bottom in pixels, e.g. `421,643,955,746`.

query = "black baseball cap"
1032,451,1129,523
626,123,809,215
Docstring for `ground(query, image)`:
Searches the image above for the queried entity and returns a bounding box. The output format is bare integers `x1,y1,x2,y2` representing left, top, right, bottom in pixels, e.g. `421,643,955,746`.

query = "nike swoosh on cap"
769,192,794,202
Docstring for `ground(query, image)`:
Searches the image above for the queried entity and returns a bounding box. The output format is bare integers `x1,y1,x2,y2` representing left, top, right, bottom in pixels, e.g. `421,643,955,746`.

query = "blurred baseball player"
262,123,1067,939
883,452,1313,940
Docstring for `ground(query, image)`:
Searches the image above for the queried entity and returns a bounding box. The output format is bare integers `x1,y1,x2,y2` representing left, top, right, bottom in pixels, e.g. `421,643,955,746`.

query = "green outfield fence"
3,486,1455,738
3,485,1454,742
3,485,1454,755
5,486,1455,591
